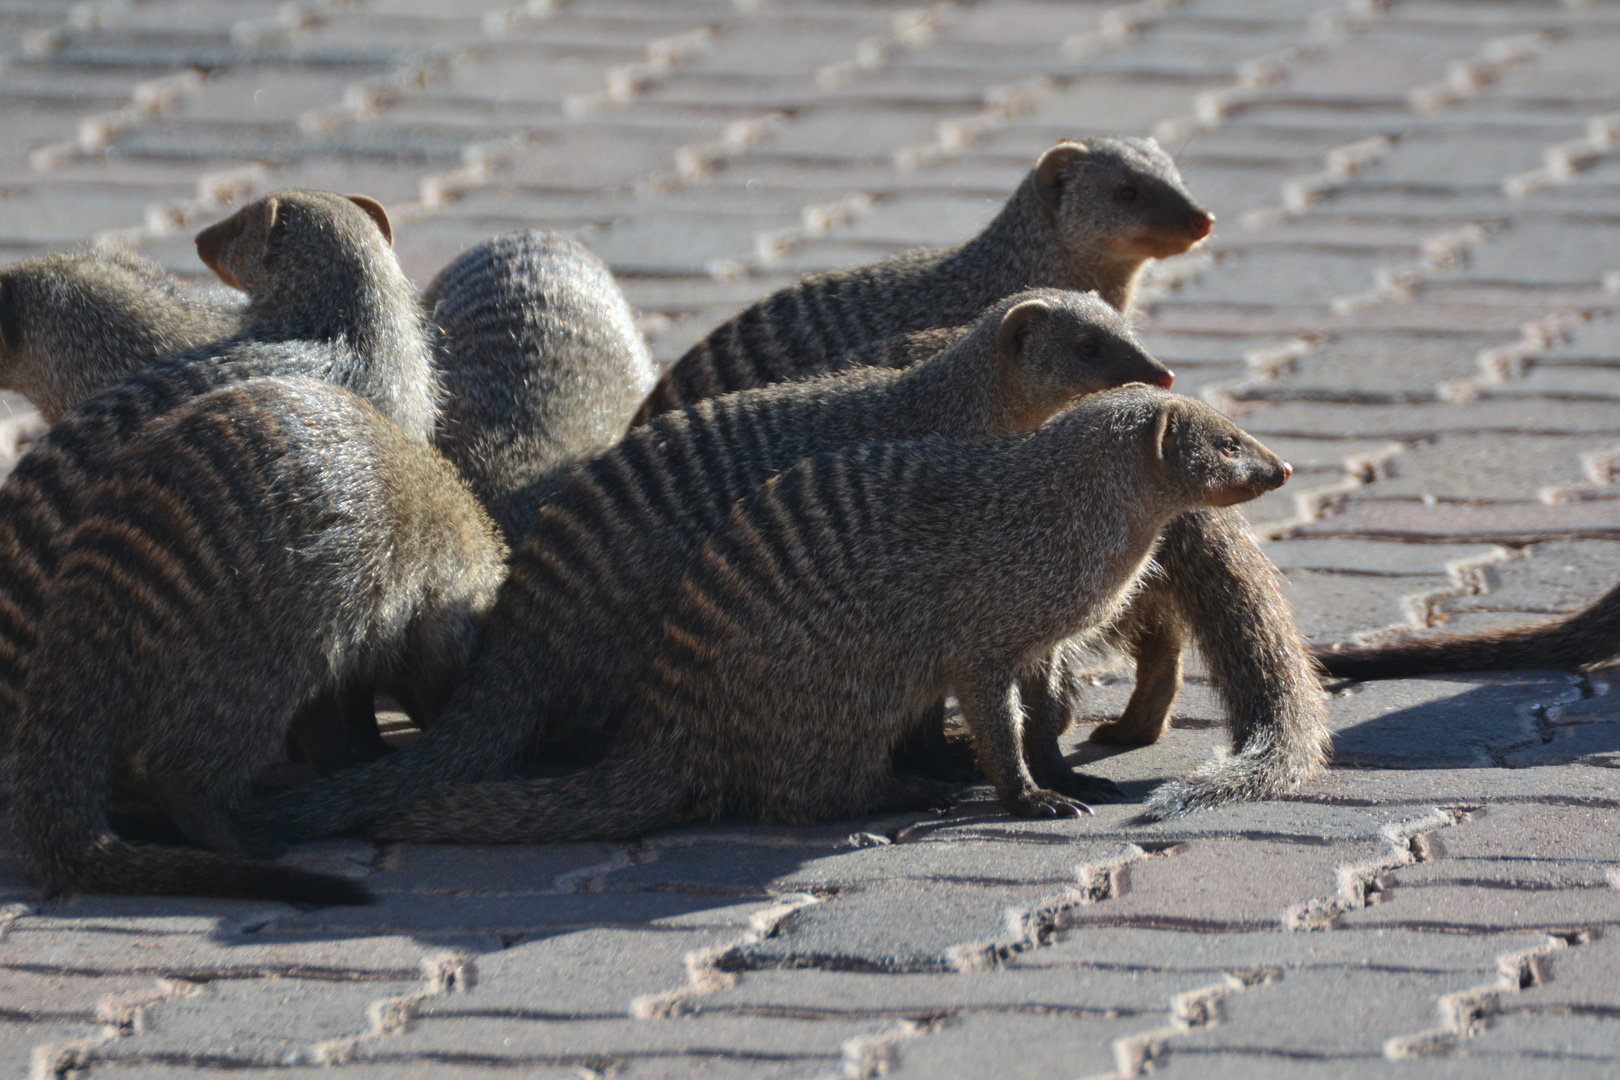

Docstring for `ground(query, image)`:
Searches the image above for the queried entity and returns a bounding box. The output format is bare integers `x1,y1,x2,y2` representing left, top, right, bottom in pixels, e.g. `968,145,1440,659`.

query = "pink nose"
1188,212,1215,240
1282,461,1293,481
1155,370,1175,389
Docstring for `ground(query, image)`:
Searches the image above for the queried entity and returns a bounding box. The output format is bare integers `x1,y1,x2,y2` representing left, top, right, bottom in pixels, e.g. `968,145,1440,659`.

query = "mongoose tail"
1313,578,1620,679
634,136,1208,422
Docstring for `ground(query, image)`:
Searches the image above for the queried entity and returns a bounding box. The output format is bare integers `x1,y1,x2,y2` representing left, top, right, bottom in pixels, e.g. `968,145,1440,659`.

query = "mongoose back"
0,191,434,753
374,388,1293,843
1314,584,1620,679
9,375,505,904
633,137,1210,422
424,231,656,539
0,249,243,423
243,288,1174,843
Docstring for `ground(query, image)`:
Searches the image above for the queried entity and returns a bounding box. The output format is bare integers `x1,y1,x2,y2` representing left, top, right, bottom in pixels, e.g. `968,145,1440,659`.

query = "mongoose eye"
1116,185,1141,203
1219,437,1243,457
1081,341,1100,358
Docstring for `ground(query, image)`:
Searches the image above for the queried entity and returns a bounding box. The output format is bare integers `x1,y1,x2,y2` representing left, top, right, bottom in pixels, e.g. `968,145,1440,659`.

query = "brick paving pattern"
2,0,1619,1076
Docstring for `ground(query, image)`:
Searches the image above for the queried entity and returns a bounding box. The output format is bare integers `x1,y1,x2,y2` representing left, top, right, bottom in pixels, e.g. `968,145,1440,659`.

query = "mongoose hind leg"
892,699,980,781
1091,586,1186,746
286,681,392,776
1019,660,1126,802
958,673,1092,819
867,769,961,814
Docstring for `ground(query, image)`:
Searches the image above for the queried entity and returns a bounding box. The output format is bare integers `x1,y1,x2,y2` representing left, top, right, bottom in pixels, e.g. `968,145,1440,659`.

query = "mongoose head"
991,288,1174,432
1138,390,1291,508
0,251,225,423
194,190,393,295
1032,137,1214,264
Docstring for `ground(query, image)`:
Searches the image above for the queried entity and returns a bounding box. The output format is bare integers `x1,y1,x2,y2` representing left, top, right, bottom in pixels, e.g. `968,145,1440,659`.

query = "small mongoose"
10,375,505,904
633,136,1210,422
423,231,656,540
373,387,1293,842
242,288,1174,844
1313,581,1620,680
0,191,434,757
0,249,243,424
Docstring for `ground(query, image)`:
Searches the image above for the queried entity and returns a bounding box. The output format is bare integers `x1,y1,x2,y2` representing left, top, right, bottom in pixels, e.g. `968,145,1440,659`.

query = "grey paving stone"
366,842,624,896
1246,337,1487,398
1287,497,1620,545
1265,540,1501,576
0,970,176,1021
1507,931,1620,1013
1338,874,1620,935
884,1012,1142,1080
1369,437,1616,502
1160,1054,1620,1079
1279,568,1456,642
1,1020,113,1080
85,1065,585,1080
261,891,764,937
1462,1012,1620,1062
1447,222,1620,287
1321,675,1569,767
1446,540,1620,615
1166,250,1397,309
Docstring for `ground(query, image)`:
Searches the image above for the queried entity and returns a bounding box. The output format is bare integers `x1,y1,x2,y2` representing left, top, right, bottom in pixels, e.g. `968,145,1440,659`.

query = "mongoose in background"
1313,582,1620,680
0,191,435,759
632,136,1210,422
634,138,1326,820
243,288,1174,844
0,249,243,423
423,231,656,540
374,388,1294,843
10,376,505,904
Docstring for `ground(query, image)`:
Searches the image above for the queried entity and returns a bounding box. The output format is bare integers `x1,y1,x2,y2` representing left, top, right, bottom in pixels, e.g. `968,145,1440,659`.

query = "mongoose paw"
1087,719,1162,746
1002,787,1094,819
1042,769,1127,803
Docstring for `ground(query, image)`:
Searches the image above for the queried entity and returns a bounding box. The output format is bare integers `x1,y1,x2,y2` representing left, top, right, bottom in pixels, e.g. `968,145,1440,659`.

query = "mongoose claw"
1044,770,1127,803
1003,787,1094,819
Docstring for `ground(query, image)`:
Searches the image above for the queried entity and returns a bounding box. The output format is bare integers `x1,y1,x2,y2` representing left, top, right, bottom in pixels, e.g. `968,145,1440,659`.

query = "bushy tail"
1314,580,1620,680
373,750,690,844
33,836,370,905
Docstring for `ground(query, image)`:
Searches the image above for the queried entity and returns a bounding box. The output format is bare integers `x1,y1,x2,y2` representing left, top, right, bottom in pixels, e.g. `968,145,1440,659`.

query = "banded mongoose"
424,231,656,539
1314,581,1620,680
0,249,243,424
630,139,1327,820
242,288,1174,844
633,136,1210,422
0,191,435,760
373,387,1294,842
10,376,504,904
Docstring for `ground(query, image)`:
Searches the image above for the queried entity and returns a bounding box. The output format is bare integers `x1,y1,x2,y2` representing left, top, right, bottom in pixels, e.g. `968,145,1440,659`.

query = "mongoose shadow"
633,138,1329,820
8,376,504,904
243,288,1174,844
0,191,443,776
372,387,1294,844
424,231,656,541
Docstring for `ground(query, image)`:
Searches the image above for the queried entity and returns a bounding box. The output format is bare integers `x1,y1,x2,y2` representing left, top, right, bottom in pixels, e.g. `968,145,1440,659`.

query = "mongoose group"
20,132,1548,905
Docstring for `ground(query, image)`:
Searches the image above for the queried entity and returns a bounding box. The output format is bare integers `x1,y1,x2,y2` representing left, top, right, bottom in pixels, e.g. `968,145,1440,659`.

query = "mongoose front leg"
956,673,1091,818
1091,585,1186,745
1019,657,1127,801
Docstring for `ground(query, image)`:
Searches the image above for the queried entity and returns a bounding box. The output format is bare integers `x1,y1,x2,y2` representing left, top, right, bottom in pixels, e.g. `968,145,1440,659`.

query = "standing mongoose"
1313,582,1620,679
371,388,1294,843
0,249,243,424
241,288,1175,844
423,231,656,540
629,139,1326,821
9,375,505,904
0,191,436,759
632,136,1210,422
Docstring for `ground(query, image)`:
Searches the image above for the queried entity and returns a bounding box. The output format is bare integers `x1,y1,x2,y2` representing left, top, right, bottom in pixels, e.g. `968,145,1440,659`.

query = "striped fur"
244,289,1173,843
8,377,504,903
374,388,1293,842
0,249,243,423
634,137,1210,423
0,191,433,760
425,231,656,539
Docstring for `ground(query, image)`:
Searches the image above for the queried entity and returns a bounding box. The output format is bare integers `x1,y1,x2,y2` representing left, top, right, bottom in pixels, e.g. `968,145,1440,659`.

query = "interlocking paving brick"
883,1012,1142,1080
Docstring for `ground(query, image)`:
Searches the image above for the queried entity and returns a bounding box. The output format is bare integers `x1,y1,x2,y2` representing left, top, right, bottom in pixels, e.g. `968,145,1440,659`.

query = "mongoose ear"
195,197,279,290
345,194,393,246
1034,143,1088,212
995,299,1048,361
0,279,16,353
1146,400,1178,476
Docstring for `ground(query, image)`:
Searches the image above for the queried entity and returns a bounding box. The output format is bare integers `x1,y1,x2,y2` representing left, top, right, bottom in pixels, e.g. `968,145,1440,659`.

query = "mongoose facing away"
424,231,656,540
0,249,243,424
243,288,1174,844
0,191,434,757
1313,581,1620,680
10,376,505,904
633,136,1209,422
376,387,1294,843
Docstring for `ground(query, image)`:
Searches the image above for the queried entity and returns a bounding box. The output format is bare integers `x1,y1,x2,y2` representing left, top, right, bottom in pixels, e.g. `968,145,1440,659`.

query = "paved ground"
1,0,1619,1076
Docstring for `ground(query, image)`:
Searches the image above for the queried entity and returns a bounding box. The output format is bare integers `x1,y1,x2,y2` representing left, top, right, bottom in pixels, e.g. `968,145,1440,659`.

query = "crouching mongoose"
374,387,1293,842
424,231,656,540
242,288,1174,844
10,376,505,904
